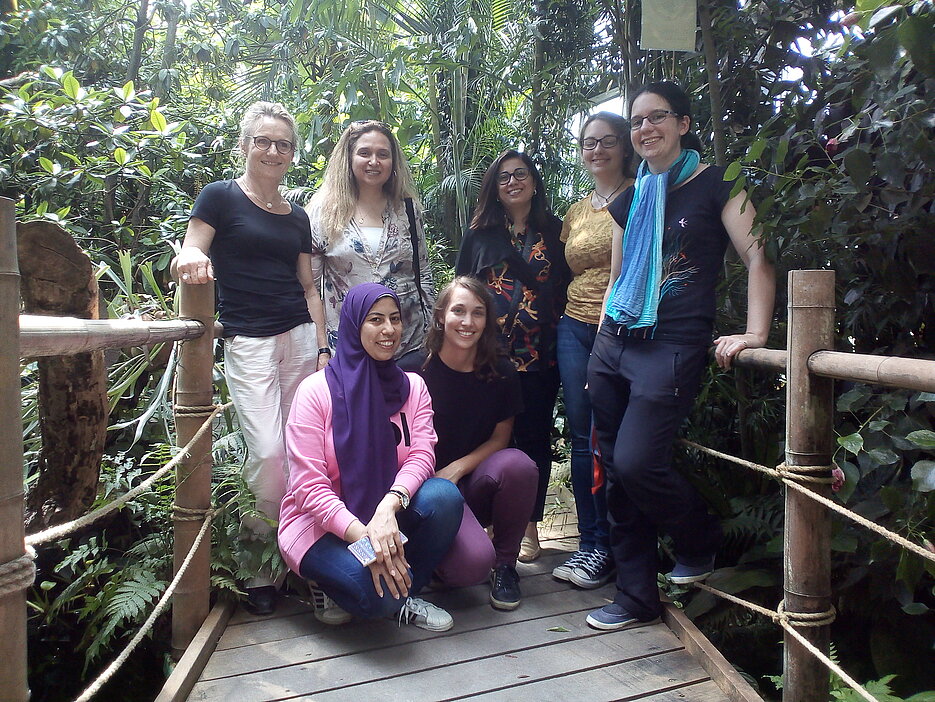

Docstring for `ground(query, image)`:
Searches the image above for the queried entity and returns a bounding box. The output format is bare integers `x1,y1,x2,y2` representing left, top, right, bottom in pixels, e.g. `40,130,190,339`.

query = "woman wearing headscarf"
308,120,434,357
585,82,775,631
278,283,463,631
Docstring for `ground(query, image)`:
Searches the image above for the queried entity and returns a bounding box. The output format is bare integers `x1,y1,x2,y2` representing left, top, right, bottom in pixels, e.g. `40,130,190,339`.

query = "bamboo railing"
0,197,218,700
2,192,933,701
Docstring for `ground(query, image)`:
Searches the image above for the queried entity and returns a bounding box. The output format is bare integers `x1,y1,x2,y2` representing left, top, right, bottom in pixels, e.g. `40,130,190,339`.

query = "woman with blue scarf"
584,82,775,631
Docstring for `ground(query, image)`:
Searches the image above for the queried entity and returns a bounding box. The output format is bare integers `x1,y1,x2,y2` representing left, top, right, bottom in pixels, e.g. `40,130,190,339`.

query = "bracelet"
318,347,332,356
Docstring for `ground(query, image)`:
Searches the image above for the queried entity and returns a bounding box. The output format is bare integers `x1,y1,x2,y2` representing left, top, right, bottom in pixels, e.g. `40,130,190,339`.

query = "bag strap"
405,197,429,322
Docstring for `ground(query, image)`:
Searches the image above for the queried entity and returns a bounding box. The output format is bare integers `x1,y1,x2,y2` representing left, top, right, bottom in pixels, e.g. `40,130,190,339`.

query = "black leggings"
513,366,560,522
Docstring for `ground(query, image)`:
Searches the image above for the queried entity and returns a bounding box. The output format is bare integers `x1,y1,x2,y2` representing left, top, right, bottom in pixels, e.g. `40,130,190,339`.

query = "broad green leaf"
121,80,135,101
62,71,80,99
723,160,742,181
38,156,55,174
547,626,569,632
867,447,899,466
744,138,766,164
843,148,872,188
113,147,128,165
901,602,929,616
868,5,902,28
837,432,864,455
910,460,935,492
149,109,167,133
907,430,935,449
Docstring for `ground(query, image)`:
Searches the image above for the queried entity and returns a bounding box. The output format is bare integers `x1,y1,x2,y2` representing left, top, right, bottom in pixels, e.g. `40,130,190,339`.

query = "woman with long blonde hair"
308,120,434,357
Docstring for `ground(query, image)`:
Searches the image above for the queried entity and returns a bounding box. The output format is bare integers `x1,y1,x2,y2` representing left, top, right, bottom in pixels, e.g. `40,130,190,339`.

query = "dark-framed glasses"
247,135,296,154
581,135,620,150
628,110,679,130
497,167,530,185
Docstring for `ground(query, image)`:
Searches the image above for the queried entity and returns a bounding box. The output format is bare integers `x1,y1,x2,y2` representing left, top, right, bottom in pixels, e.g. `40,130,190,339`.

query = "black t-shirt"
398,350,524,470
608,165,734,344
190,180,312,337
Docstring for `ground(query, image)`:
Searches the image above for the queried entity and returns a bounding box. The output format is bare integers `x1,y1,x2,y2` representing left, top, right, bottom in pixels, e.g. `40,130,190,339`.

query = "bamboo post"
783,269,835,702
171,279,215,659
0,197,29,701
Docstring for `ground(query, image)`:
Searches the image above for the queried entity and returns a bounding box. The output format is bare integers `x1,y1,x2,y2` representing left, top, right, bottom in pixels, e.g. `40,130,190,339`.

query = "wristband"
318,347,332,356
388,488,410,509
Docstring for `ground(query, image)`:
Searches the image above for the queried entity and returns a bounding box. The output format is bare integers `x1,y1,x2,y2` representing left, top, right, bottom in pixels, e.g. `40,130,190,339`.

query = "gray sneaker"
569,548,615,589
309,585,352,625
552,549,590,582
396,597,454,632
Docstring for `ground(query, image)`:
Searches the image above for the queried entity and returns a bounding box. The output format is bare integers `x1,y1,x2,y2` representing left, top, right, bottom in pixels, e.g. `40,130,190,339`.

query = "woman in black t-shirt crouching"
399,276,538,611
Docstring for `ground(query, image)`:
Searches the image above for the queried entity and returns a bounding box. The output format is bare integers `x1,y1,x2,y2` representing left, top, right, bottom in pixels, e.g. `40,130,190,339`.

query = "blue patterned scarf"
606,149,700,330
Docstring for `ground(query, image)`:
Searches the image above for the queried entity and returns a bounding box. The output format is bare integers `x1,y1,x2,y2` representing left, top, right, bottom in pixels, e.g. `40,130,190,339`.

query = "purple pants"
435,448,538,587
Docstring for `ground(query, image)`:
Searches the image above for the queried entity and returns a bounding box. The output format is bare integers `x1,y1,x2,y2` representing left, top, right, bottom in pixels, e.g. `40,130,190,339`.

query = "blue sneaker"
586,603,660,631
667,556,715,585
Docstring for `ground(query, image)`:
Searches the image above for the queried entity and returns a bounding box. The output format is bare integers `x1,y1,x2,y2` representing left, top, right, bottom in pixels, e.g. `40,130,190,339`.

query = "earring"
435,320,444,330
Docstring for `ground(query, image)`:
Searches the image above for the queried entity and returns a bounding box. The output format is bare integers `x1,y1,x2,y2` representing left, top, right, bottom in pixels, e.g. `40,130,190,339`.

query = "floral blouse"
309,199,435,357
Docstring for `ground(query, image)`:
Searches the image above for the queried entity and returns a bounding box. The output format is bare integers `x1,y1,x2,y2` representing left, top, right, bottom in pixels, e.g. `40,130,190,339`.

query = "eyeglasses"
497,167,530,185
247,135,295,154
581,135,620,150
628,110,680,130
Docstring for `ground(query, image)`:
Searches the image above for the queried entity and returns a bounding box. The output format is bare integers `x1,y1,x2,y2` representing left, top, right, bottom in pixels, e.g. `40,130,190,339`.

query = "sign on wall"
641,0,697,52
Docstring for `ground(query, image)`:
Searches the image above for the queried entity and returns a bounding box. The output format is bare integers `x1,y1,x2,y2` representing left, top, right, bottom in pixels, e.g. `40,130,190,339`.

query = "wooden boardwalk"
178,548,751,701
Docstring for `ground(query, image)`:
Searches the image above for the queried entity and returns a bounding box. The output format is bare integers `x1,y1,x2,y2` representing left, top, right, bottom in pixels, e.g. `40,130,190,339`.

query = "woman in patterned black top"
456,150,570,562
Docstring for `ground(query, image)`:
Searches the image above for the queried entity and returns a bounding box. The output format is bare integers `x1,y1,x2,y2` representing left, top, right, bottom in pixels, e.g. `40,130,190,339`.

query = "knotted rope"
0,546,37,597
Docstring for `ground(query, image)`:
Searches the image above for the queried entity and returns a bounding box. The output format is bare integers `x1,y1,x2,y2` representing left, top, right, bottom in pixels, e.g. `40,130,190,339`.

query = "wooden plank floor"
185,547,732,702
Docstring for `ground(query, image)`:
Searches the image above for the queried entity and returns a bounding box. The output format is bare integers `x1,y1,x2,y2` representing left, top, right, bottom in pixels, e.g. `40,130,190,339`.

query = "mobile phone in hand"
347,533,408,566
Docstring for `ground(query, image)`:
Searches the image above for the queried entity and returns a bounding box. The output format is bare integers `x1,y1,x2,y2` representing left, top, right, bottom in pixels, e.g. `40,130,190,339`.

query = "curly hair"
308,120,419,243
422,276,505,380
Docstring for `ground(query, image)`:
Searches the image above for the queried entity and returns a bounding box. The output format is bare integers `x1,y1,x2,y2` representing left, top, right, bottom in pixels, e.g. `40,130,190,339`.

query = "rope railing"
677,435,933,702
25,402,232,548
73,501,224,702
692,583,875,702
679,439,935,565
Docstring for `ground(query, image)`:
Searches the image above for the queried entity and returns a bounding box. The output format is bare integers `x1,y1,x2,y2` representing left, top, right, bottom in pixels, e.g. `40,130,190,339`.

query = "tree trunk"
19,221,108,530
698,0,727,166
126,0,151,84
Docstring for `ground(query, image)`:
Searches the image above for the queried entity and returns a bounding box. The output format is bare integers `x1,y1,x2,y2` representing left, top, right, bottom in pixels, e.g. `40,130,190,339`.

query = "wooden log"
783,270,834,702
0,197,29,702
809,350,935,394
171,279,215,658
19,315,209,357
17,220,108,530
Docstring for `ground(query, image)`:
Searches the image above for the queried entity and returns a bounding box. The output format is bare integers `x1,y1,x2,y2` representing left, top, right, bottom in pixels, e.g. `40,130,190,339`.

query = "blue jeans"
298,478,463,619
557,315,609,552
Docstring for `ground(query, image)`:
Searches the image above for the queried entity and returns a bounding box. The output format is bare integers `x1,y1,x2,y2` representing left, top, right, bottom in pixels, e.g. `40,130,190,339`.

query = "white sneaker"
309,585,352,625
395,597,453,632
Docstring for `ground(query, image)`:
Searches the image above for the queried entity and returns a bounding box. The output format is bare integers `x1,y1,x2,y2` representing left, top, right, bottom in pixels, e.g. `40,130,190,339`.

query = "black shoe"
243,585,277,615
489,564,521,611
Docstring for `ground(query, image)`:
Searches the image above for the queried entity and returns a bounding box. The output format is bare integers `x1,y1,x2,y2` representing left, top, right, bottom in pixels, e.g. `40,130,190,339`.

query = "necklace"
238,177,284,210
593,179,627,208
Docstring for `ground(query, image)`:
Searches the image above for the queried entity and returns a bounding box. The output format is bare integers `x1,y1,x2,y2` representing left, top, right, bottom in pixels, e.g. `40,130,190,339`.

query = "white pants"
224,322,318,584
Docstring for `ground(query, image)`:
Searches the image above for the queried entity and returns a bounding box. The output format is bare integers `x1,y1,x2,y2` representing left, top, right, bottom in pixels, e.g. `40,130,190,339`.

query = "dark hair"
469,150,552,231
629,81,701,151
423,276,503,380
579,111,636,179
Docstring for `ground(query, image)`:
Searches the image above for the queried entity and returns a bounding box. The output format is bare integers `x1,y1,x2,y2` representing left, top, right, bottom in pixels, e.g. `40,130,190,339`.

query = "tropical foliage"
1,0,933,699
